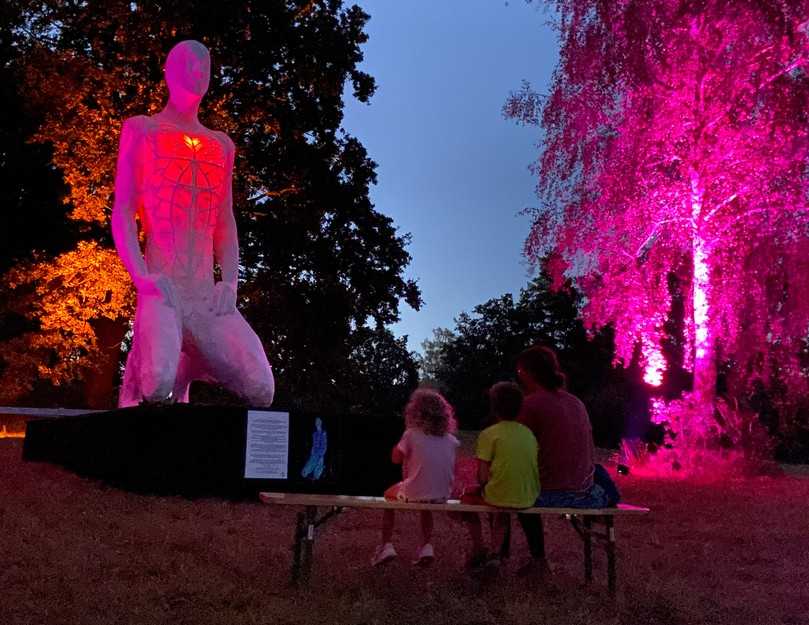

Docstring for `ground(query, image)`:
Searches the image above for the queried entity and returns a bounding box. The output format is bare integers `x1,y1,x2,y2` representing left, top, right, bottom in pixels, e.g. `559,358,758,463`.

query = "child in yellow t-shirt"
460,381,539,569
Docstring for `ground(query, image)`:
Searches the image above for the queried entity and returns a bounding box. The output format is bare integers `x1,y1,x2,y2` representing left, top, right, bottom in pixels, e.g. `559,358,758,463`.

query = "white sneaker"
371,542,397,566
413,543,435,566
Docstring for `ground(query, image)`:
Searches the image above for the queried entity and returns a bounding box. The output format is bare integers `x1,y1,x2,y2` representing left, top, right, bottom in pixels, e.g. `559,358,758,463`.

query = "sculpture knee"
244,367,275,407
140,364,177,402
246,382,274,407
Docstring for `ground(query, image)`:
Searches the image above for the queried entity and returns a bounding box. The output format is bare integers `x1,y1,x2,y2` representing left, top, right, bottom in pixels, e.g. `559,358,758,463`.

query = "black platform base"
23,404,401,500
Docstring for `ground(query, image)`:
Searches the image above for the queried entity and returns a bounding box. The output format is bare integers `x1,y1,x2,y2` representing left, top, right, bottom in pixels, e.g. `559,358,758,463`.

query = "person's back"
519,387,594,492
398,427,458,502
477,419,539,508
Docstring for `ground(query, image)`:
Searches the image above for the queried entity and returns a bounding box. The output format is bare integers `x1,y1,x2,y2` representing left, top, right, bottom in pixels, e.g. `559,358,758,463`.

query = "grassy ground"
1,438,808,625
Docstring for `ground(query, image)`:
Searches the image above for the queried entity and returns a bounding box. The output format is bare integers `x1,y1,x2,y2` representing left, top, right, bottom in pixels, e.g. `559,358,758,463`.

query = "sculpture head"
165,40,210,106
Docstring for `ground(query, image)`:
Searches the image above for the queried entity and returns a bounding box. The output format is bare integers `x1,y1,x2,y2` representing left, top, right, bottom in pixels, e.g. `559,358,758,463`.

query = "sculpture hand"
135,273,178,308
213,281,237,316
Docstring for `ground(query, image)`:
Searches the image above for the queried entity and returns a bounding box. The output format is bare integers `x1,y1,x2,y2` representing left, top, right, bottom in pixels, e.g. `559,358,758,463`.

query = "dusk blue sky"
342,1,558,352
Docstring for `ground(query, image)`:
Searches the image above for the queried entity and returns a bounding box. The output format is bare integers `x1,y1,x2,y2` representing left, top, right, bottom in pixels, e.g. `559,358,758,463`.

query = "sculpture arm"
212,135,238,315
477,459,491,487
111,117,149,284
214,135,238,286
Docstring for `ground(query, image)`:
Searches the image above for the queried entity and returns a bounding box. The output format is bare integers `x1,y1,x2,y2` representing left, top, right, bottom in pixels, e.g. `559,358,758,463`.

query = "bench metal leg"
583,516,593,583
301,505,317,585
289,505,345,588
568,514,617,594
605,516,616,595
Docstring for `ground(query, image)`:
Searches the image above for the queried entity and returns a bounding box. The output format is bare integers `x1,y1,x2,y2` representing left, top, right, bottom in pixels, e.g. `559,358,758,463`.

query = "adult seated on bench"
513,345,620,575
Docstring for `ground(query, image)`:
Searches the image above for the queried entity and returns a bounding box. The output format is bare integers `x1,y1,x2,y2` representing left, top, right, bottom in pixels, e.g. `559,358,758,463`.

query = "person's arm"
474,428,494,489
477,459,491,486
391,429,409,464
111,117,175,307
212,135,238,316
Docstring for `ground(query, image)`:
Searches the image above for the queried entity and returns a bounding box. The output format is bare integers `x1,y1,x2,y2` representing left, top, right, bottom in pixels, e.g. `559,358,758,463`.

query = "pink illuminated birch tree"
508,1,809,438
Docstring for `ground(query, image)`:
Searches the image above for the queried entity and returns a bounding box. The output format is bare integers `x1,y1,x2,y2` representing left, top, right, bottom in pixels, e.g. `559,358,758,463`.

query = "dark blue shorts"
535,464,620,508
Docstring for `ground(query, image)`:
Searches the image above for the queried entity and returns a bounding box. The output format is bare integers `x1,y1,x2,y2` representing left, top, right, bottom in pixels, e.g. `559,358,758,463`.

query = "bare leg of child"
381,483,399,544
371,509,398,566
413,510,436,565
372,483,401,566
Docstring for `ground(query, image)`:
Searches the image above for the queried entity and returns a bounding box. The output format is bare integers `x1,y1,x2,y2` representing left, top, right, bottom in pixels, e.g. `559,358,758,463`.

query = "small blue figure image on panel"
300,417,327,480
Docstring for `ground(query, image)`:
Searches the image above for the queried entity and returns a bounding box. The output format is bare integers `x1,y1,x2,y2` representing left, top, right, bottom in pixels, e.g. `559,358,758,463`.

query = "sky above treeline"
342,0,559,352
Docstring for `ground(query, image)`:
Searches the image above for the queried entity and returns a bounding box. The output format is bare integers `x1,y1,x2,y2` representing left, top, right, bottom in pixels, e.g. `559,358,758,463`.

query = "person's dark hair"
489,381,523,421
516,345,566,391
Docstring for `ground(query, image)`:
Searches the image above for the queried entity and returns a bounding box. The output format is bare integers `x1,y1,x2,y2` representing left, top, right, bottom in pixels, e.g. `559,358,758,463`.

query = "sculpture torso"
133,116,230,298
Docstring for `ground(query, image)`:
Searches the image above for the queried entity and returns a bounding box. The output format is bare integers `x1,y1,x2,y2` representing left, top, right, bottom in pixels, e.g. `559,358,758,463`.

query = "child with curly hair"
371,388,459,567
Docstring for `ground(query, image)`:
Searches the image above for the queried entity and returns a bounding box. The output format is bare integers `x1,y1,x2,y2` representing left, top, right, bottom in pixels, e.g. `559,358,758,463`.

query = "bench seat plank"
259,492,649,515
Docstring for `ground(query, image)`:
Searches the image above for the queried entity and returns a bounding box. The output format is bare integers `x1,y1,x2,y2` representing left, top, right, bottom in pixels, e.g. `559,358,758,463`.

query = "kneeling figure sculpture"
112,40,274,407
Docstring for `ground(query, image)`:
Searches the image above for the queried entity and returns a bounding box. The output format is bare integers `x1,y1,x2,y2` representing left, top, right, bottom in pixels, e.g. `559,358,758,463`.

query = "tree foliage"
421,274,627,446
0,0,420,412
344,326,419,416
2,242,133,402
508,1,809,453
0,3,73,275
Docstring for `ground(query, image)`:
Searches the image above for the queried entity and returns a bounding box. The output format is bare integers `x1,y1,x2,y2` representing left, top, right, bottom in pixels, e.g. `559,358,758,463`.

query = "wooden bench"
259,492,649,594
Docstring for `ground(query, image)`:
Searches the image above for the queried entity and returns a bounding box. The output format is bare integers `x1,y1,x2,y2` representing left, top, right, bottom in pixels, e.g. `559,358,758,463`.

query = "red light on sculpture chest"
183,134,202,151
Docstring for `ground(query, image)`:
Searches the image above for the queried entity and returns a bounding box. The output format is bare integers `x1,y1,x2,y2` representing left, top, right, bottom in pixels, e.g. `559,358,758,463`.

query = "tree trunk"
82,316,129,409
689,169,716,410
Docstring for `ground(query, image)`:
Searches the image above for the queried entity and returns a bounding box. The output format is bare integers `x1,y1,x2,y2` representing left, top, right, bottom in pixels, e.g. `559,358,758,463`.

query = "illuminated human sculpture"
112,40,274,407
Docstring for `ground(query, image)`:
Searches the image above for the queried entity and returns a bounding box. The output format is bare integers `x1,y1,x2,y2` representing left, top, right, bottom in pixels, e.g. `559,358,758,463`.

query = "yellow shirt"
476,420,540,508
